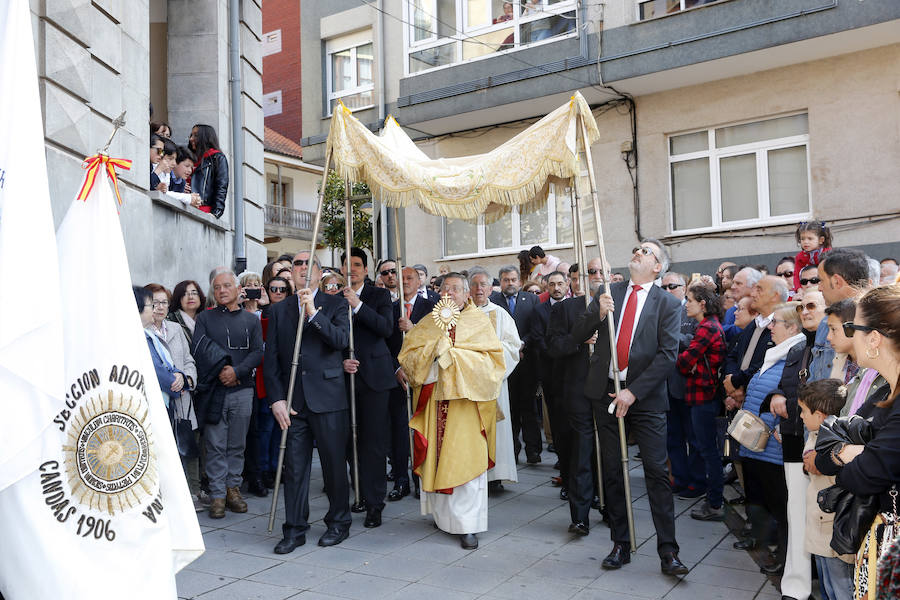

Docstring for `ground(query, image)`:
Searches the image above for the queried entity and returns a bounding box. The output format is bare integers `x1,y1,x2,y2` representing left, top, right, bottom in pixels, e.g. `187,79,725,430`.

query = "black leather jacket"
191,151,228,218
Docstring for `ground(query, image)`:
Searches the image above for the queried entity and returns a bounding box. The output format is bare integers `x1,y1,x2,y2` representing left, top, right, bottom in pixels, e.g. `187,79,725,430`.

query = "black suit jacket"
490,290,539,352
723,320,774,391
666,303,697,400
532,299,567,398
264,292,349,413
349,283,396,392
546,297,593,403
419,288,440,304
572,281,680,412
388,295,435,370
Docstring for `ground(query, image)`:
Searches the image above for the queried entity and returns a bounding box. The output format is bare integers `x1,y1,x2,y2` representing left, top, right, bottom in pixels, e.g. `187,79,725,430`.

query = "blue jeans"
667,395,705,491
690,400,724,509
256,400,279,473
815,555,854,600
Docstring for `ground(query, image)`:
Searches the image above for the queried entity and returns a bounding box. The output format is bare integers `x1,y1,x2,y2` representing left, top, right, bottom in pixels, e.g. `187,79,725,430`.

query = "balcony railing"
265,204,315,231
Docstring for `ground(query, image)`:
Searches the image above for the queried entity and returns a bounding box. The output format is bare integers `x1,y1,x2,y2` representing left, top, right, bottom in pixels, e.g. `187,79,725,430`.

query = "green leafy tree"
320,170,373,255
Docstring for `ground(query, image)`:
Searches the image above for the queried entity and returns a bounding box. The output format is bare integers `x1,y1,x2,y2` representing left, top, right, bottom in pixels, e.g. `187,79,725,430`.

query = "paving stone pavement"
178,448,783,600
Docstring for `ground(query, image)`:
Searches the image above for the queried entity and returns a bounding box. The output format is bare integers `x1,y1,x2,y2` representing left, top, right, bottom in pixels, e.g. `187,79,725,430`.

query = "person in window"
493,1,514,23
189,124,229,219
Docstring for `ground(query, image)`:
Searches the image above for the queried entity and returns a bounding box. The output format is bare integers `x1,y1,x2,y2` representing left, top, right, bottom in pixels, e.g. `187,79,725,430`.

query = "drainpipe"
229,0,247,274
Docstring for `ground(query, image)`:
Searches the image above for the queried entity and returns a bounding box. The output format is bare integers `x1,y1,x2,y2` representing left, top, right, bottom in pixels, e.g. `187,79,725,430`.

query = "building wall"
401,45,900,277
261,0,302,142
31,0,266,289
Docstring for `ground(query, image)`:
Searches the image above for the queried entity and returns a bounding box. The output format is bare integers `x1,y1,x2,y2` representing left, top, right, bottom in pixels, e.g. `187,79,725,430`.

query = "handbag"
727,409,774,453
173,392,199,459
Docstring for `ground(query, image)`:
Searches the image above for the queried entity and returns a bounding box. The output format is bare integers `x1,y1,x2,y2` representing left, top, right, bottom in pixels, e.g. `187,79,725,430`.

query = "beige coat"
158,321,198,429
804,431,855,563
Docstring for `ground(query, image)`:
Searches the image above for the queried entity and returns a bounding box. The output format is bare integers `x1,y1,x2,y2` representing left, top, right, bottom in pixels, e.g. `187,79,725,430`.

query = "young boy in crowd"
799,379,855,600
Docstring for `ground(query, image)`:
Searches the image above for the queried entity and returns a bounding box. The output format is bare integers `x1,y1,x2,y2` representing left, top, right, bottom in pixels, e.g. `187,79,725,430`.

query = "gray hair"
498,265,519,278
440,273,469,292
467,266,491,287
739,267,764,287
211,269,239,287
642,238,670,274
238,270,261,286
208,265,229,284
771,276,790,303
867,257,881,287
663,272,686,286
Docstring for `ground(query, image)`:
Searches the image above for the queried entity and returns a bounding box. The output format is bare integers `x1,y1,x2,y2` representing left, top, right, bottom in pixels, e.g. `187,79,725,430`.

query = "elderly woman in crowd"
168,280,205,345
675,283,727,521
239,271,268,317
815,283,900,599
737,303,808,576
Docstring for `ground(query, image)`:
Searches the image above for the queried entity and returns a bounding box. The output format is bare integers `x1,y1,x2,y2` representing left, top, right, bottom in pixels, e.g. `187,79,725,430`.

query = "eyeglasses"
777,270,794,278
153,147,164,156
799,277,820,286
293,259,309,266
269,286,287,294
380,268,397,277
842,321,878,338
185,290,200,297
796,302,821,313
632,246,659,262
661,283,684,290
152,299,169,308
324,283,341,291
770,318,790,327
587,268,602,275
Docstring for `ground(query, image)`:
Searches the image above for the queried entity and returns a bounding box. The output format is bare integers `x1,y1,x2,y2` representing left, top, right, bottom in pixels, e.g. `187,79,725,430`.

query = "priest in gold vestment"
398,273,505,550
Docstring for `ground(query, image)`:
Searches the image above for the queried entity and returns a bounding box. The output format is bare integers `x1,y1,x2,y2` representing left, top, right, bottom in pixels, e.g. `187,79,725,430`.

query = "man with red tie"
569,239,687,576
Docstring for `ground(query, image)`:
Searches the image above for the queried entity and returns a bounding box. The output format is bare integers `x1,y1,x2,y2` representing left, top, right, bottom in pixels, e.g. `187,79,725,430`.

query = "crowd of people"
133,220,900,599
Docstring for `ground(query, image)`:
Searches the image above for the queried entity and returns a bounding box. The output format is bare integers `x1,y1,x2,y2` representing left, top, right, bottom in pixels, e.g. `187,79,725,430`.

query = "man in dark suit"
569,240,689,576
412,263,441,304
265,251,351,554
533,270,574,499
489,265,541,462
660,272,702,498
386,266,435,500
341,247,396,528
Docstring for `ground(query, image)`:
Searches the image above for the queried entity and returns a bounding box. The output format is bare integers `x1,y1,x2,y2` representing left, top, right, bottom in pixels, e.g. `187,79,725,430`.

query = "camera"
245,288,262,300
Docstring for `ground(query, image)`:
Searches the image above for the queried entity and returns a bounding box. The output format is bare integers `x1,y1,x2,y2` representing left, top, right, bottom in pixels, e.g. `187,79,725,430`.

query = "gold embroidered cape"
398,303,505,492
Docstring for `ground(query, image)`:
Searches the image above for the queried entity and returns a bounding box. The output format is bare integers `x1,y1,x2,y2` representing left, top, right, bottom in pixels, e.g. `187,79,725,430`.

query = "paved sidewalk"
177,449,782,599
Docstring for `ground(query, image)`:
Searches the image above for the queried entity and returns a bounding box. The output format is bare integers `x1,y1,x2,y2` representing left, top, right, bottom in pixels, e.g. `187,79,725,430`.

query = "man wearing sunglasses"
376,259,400,301
566,240,688,575
265,251,352,553
340,247,396,527
797,264,821,298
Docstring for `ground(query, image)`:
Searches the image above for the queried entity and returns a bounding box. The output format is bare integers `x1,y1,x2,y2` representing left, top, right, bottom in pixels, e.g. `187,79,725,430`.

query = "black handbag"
818,483,880,555
172,393,199,459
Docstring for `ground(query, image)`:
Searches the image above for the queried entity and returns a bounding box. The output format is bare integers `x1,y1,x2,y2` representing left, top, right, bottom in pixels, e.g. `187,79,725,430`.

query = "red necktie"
616,285,642,369
405,302,412,320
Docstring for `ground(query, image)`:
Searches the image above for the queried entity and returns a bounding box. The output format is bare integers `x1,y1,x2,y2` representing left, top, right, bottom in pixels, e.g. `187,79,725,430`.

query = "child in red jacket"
793,221,832,291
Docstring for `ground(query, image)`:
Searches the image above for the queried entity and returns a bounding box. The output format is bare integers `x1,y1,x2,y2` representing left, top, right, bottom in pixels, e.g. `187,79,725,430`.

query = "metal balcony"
264,204,316,240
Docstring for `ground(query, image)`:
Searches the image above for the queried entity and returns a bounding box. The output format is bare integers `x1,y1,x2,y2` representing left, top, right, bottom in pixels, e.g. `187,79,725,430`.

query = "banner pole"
577,113,636,552
345,182,362,510
268,147,331,532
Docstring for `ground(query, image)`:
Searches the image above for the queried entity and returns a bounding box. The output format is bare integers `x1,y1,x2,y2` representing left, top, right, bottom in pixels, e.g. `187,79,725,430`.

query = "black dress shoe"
661,552,689,576
247,478,269,498
526,453,541,464
318,527,349,547
460,533,478,549
387,484,410,501
601,543,631,569
760,557,784,576
591,495,602,510
559,488,569,501
568,521,589,536
274,534,305,554
733,537,757,551
364,508,382,528
488,480,504,495
351,500,367,513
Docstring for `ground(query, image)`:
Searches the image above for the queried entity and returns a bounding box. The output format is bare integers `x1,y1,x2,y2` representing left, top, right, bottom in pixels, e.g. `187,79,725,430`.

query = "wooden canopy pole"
576,113,637,552
268,147,332,532
345,182,362,510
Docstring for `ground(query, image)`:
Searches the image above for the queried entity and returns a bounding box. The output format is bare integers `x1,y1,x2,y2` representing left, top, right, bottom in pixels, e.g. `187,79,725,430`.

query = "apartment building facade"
299,0,900,276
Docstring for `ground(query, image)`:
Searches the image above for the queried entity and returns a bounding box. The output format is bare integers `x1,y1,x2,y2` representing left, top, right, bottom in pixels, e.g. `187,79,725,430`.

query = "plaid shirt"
675,316,726,406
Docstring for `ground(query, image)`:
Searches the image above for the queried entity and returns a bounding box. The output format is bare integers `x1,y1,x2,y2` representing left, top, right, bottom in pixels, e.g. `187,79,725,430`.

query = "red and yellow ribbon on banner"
76,154,132,205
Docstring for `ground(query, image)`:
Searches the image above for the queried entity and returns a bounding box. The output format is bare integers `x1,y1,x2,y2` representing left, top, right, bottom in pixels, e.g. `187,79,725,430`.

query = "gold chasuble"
398,302,505,493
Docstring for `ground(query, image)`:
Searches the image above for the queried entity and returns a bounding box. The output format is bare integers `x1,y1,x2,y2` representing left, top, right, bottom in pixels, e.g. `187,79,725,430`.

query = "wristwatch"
831,442,847,466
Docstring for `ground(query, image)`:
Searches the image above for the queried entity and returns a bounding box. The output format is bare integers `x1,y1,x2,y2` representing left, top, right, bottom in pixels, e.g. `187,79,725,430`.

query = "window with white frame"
325,31,374,115
637,0,728,21
405,0,578,75
668,113,811,234
443,187,596,257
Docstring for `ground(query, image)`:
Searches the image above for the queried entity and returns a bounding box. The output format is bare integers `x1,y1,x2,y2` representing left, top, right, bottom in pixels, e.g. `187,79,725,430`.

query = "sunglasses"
324,283,341,291
380,268,397,277
293,259,309,266
268,286,287,294
799,277,820,286
153,146,164,156
777,271,794,278
661,283,683,290
632,246,659,262
587,268,602,275
842,321,877,338
795,302,821,313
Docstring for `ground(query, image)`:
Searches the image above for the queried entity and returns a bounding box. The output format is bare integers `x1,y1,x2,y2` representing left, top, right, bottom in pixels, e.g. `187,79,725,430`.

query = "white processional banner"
0,0,66,490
